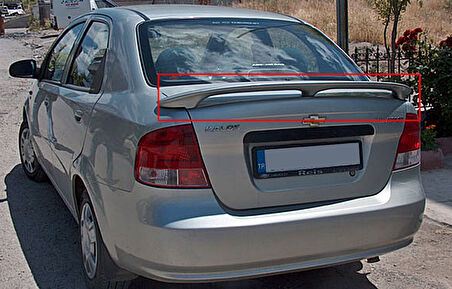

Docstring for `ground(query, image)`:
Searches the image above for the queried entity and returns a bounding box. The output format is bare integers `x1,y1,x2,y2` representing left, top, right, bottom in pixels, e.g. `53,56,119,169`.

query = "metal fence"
350,45,432,80
349,45,434,108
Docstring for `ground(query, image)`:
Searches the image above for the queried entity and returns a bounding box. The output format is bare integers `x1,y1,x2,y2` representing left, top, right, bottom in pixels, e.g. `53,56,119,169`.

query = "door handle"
74,110,84,122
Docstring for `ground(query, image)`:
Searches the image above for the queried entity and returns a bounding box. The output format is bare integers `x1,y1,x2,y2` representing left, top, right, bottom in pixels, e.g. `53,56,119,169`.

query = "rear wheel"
80,191,134,289
19,122,47,182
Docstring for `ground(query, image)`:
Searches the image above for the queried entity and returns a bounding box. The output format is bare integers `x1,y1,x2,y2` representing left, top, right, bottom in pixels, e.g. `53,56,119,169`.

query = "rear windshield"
138,18,366,86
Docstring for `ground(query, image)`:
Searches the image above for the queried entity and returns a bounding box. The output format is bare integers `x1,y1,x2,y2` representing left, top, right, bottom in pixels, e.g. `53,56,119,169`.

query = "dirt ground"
0,30,451,289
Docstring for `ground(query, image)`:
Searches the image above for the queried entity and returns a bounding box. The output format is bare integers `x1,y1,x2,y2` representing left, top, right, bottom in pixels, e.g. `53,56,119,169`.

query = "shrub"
404,32,452,137
27,17,51,32
421,124,440,151
395,28,423,51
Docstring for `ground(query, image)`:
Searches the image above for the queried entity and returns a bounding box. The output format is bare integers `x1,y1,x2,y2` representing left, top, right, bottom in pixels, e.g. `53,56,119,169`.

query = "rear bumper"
97,166,424,282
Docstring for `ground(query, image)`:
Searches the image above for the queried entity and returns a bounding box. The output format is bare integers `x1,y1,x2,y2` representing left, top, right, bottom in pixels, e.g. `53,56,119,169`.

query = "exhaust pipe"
366,256,380,263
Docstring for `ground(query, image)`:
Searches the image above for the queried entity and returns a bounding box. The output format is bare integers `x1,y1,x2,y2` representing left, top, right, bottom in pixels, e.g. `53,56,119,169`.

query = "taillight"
135,124,210,188
393,113,420,170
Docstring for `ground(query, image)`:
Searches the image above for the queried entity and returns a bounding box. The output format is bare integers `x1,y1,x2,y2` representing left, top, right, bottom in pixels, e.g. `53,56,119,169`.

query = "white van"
50,0,116,29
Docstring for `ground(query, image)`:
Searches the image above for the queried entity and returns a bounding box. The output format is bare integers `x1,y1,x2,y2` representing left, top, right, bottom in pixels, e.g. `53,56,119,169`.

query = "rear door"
49,19,110,202
32,22,85,176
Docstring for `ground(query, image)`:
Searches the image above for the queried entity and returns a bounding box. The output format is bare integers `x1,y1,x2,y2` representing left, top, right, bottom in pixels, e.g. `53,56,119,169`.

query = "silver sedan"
9,4,424,289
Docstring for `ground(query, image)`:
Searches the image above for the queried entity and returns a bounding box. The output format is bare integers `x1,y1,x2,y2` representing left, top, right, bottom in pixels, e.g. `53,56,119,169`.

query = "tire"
79,191,134,289
19,121,47,182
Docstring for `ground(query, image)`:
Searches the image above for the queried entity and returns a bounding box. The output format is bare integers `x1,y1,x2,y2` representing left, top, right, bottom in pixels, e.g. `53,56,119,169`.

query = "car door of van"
49,18,110,207
32,21,85,182
53,0,93,29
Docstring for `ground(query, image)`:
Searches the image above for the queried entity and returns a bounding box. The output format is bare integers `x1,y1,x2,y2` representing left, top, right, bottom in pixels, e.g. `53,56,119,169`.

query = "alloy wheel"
20,127,36,174
80,202,98,279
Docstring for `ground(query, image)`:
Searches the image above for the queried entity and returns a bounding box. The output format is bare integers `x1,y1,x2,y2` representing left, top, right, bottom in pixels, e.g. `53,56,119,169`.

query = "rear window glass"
139,18,366,86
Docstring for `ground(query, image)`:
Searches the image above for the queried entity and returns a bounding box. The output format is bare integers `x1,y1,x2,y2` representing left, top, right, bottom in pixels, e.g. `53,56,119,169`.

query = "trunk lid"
160,81,411,211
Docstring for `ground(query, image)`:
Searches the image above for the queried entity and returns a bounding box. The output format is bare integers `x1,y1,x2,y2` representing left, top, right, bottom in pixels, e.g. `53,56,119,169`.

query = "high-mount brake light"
393,113,420,170
135,124,211,188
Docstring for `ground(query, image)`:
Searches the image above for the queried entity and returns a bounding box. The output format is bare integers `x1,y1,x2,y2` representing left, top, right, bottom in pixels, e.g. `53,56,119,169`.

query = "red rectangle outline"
157,73,421,122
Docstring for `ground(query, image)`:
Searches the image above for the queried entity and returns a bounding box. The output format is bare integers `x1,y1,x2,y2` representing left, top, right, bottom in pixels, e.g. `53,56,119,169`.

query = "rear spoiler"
159,81,412,109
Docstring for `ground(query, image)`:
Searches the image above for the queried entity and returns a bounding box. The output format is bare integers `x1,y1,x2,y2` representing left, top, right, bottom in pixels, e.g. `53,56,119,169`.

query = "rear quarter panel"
74,14,190,256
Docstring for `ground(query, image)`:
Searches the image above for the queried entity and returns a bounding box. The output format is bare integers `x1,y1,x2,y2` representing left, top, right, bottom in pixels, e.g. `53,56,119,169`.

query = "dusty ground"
0,30,451,289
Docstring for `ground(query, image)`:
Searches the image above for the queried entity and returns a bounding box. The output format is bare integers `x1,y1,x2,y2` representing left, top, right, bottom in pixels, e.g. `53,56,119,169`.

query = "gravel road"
0,31,451,289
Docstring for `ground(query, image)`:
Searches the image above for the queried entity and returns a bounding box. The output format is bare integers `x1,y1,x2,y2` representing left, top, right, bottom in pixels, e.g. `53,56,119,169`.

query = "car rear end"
98,11,425,282
124,98,424,282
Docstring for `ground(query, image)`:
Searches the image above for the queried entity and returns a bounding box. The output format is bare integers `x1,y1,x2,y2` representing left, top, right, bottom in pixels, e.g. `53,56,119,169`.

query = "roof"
116,4,301,22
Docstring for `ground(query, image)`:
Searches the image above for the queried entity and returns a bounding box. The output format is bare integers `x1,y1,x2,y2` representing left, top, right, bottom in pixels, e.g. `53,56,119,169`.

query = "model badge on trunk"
205,124,240,132
303,115,326,127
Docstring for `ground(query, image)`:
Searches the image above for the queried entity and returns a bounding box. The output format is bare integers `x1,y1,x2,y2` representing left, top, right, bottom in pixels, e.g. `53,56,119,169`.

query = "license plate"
253,142,362,179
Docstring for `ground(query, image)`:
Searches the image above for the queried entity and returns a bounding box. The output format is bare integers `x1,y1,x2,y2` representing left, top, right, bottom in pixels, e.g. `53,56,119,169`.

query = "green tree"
368,0,422,72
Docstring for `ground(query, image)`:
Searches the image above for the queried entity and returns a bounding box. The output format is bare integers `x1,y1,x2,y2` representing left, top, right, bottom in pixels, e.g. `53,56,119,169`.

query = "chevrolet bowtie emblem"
302,115,326,127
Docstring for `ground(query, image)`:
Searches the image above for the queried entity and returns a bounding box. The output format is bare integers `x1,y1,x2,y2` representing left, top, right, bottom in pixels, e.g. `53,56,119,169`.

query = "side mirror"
9,59,39,78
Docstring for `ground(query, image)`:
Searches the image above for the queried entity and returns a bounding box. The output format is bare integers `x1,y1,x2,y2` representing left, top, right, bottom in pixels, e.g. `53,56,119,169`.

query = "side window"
67,22,109,90
43,23,83,82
